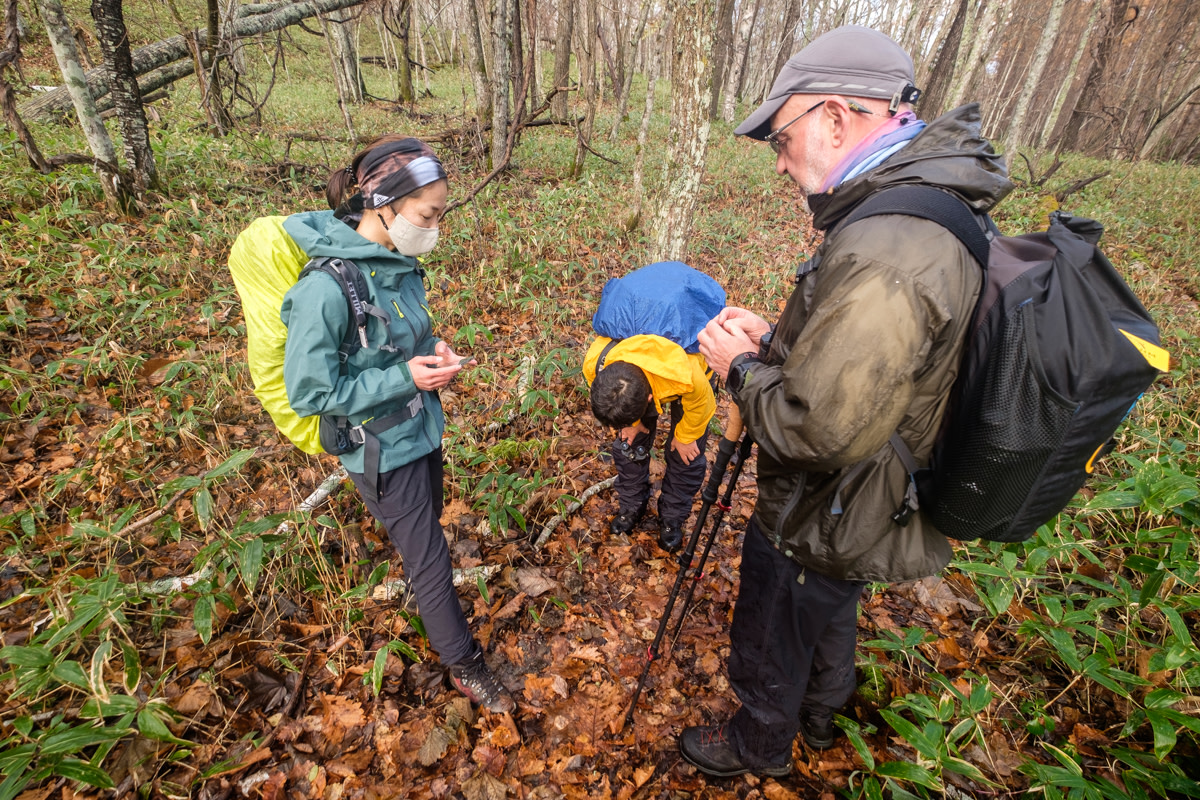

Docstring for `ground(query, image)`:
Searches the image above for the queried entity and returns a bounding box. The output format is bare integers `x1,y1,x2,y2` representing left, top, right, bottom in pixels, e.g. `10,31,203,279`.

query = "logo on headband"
372,193,391,208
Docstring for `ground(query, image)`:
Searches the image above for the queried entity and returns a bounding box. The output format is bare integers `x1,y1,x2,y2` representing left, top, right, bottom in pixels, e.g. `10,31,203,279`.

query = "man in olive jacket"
685,26,1013,778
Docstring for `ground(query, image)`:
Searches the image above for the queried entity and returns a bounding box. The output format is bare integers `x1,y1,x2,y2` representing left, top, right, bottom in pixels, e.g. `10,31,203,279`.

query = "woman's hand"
435,340,477,367
670,438,700,465
408,355,462,391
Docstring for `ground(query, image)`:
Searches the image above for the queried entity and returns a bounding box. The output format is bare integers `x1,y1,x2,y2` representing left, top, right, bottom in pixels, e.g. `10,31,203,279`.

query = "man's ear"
825,97,853,149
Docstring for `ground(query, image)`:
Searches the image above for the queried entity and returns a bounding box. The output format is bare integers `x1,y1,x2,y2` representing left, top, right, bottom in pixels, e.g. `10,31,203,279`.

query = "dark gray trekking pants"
349,449,479,667
612,398,711,526
726,517,864,767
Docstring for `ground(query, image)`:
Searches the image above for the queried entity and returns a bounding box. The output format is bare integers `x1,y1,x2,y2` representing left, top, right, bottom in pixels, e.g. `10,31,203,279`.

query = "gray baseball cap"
735,25,920,140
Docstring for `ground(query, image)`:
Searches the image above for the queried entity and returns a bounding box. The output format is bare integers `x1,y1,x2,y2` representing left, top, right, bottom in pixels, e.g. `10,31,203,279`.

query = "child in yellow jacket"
583,333,716,552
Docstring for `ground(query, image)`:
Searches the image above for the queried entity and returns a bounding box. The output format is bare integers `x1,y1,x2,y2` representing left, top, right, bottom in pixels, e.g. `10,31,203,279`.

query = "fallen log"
21,0,369,121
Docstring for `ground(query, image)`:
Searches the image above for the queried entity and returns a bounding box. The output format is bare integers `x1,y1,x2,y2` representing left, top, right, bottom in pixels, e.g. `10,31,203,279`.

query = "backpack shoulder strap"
596,338,621,372
840,185,992,267
299,257,403,360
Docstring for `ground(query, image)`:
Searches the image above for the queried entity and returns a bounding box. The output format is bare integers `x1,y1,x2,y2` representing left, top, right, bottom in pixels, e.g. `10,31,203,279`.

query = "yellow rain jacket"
583,334,715,444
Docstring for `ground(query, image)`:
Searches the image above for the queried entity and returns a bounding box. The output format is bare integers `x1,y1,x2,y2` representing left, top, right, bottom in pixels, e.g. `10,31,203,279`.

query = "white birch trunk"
720,0,757,124
490,0,512,166
652,0,716,261
1007,0,1066,149
36,0,118,168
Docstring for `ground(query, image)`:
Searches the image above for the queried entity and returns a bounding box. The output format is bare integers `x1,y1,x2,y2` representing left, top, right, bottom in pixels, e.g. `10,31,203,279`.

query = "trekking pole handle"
702,406,744,503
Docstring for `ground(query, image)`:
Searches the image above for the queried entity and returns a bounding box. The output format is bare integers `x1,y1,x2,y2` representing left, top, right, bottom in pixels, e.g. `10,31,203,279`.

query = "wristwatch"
758,326,776,361
726,352,762,395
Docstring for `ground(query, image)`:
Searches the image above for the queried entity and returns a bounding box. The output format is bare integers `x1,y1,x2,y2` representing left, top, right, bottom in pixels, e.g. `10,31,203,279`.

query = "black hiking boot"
658,521,684,553
679,724,792,778
609,502,647,535
448,653,515,713
799,704,836,750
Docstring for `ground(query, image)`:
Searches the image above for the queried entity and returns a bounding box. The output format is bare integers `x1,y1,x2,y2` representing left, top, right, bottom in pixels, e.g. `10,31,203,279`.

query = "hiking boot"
448,653,515,713
799,705,836,750
609,502,647,535
658,522,684,553
679,724,792,778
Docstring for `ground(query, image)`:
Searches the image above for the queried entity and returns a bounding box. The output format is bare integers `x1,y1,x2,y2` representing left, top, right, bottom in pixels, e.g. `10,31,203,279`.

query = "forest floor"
3,27,1199,796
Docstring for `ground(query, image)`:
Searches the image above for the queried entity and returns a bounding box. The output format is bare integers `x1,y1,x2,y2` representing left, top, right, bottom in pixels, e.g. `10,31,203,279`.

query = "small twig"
116,486,191,538
371,564,501,601
574,130,620,165
534,476,617,549
275,466,349,534
1054,171,1110,203
483,355,536,435
256,647,314,751
443,85,563,215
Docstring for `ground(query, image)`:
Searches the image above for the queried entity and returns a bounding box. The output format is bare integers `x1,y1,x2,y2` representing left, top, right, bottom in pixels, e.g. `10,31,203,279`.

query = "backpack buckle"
891,478,920,526
348,425,367,446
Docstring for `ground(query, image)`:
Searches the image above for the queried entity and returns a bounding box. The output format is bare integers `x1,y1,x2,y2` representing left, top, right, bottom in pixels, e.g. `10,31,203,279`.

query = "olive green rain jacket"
735,104,1014,582
279,210,444,474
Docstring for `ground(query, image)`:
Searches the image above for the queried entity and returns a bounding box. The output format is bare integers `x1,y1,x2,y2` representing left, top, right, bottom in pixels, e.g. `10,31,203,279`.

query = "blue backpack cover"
591,261,726,353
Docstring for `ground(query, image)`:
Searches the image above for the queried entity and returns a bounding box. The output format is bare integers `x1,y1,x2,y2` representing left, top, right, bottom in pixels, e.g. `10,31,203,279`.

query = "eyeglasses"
764,99,876,154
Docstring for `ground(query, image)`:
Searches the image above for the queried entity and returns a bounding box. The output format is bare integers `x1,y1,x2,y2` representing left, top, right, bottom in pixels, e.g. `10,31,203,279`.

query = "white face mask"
380,210,439,256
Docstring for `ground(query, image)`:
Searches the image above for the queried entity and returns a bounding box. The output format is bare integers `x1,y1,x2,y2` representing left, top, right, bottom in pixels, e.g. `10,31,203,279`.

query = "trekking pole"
666,428,754,653
622,407,749,728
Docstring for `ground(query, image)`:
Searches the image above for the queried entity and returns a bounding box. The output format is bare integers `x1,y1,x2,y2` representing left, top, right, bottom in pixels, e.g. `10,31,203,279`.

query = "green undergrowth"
1,16,1199,797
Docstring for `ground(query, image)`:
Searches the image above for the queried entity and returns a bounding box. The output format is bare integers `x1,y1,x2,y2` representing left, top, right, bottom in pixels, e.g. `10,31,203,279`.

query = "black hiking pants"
726,517,865,767
612,397,711,527
349,449,479,667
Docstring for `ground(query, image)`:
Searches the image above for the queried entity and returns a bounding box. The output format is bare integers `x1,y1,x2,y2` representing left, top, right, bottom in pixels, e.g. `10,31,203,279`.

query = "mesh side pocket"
934,302,1078,540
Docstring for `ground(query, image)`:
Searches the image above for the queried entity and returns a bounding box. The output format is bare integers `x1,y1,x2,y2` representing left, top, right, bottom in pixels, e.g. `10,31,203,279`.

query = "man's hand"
670,438,700,465
698,311,761,379
619,422,649,445
714,307,772,345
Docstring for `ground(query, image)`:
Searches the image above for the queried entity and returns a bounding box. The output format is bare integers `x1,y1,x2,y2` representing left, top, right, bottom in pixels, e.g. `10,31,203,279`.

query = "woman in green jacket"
280,136,513,713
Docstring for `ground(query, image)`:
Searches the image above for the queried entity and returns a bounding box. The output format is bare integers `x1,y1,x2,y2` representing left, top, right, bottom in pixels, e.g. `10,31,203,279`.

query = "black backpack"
844,186,1167,542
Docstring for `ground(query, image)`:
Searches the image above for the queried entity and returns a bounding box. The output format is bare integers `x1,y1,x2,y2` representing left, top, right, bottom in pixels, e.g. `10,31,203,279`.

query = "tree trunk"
625,35,658,231
163,0,226,134
652,0,716,261
1139,81,1200,160
919,0,969,117
571,0,598,177
720,0,757,124
465,0,490,120
1037,0,1099,151
90,0,157,190
709,0,734,118
390,0,414,102
22,0,370,121
1057,0,1133,154
2,0,50,173
327,8,365,102
511,0,523,108
1007,0,1066,149
770,0,802,91
490,0,512,167
34,0,130,208
523,0,538,114
317,12,357,139
550,0,572,119
609,0,651,140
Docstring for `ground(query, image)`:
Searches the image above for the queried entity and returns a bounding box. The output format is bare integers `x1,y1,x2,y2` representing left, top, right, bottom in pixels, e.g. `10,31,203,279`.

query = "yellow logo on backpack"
228,217,324,454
